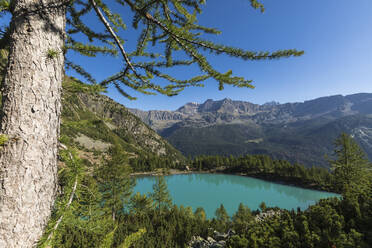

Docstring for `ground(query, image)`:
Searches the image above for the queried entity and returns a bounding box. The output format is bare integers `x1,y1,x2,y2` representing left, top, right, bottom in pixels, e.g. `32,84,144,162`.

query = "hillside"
130,94,372,167
60,77,184,171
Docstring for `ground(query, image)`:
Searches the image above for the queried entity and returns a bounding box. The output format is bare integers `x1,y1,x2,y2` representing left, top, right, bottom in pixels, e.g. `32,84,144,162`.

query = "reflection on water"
134,173,340,218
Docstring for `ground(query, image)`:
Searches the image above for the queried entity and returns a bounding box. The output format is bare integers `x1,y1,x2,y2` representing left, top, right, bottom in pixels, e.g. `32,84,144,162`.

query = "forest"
37,133,372,248
189,154,335,192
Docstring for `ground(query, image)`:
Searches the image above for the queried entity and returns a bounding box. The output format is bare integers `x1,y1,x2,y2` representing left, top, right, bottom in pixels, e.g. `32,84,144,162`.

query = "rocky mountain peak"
263,101,280,106
128,93,372,166
177,101,200,115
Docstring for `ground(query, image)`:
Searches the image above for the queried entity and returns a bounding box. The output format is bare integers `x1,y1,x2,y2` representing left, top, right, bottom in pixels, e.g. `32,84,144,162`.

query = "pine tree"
215,204,229,223
150,176,172,212
259,202,267,212
194,207,207,221
330,133,371,193
232,203,252,233
0,0,303,246
95,145,135,221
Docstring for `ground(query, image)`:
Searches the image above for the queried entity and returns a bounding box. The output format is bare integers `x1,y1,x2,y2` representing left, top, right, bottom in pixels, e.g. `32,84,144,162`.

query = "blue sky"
2,1,372,110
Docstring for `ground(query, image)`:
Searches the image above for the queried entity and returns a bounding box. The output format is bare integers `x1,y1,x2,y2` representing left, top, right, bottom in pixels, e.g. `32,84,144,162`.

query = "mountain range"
130,93,372,167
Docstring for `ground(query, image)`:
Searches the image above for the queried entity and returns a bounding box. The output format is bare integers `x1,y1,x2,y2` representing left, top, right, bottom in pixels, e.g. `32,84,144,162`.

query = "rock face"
131,94,372,128
188,211,282,248
188,230,235,248
255,210,281,222
129,93,372,167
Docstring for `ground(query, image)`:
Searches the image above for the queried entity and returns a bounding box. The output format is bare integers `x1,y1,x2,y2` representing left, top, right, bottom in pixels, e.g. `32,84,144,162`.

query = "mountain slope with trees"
0,1,303,245
61,77,184,167
39,133,372,248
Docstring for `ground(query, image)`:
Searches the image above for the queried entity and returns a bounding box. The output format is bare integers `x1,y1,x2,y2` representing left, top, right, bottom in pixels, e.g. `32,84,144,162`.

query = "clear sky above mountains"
2,0,372,110
108,0,371,110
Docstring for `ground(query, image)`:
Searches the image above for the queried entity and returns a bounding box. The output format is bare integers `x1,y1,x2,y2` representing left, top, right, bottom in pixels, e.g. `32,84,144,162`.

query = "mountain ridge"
129,93,372,167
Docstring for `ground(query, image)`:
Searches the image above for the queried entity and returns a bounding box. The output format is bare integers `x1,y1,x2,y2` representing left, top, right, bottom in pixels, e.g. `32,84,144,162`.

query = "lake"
133,173,340,218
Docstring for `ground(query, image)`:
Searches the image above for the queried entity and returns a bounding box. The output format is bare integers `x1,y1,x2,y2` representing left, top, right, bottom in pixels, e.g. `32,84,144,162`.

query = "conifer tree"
0,0,303,246
150,176,172,212
95,145,135,221
232,203,252,233
194,207,207,221
259,201,267,212
215,203,229,223
330,133,371,193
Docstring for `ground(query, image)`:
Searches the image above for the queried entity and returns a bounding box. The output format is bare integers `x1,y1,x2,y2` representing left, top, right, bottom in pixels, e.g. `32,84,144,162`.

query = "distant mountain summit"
129,93,372,167
130,93,372,128
263,101,280,106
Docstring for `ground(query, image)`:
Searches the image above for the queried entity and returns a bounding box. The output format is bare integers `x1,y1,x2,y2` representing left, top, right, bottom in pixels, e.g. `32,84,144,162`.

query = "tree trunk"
0,1,65,247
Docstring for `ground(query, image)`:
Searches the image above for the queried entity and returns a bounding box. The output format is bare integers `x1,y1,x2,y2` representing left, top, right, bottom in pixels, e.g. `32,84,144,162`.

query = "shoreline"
131,168,339,194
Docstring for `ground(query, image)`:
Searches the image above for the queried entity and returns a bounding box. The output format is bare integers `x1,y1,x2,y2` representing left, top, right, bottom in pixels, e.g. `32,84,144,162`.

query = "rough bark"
0,1,66,247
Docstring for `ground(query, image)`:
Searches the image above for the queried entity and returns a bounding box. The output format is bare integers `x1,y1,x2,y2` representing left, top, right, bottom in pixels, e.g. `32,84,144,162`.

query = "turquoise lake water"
133,173,340,218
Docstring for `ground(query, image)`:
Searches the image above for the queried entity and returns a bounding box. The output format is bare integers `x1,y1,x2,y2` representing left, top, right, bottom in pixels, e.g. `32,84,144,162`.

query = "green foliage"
99,226,146,248
223,195,372,247
329,133,372,193
129,192,154,216
0,134,8,146
150,176,172,212
95,146,135,221
0,0,10,13
232,203,253,234
194,207,207,221
63,76,106,94
119,228,146,248
47,49,59,59
99,226,117,248
215,204,229,231
259,202,267,212
37,143,149,248
37,146,103,247
227,235,250,248
215,204,229,223
113,206,209,248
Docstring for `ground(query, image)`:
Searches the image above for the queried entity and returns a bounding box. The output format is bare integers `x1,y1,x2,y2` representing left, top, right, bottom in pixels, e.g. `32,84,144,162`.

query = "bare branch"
46,150,78,243
90,0,145,83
